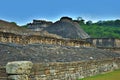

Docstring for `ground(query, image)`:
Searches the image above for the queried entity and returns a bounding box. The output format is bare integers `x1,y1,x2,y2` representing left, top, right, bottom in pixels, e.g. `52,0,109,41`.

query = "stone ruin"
0,31,92,47
2,58,120,80
6,61,33,80
44,17,90,39
27,20,53,31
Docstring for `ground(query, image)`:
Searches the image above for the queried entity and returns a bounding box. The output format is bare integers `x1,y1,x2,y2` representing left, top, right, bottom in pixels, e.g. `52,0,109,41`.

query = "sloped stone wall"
0,58,120,80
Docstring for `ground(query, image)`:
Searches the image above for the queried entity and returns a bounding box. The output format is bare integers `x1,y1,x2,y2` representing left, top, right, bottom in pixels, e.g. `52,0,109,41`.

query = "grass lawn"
79,69,120,80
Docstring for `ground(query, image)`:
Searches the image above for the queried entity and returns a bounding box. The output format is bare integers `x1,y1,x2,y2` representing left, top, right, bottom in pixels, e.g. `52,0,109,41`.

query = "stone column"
6,61,33,80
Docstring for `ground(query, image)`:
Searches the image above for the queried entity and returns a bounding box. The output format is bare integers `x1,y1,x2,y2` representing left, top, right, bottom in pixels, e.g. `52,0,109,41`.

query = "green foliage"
95,19,120,27
76,17,85,25
79,69,120,80
11,22,17,25
21,25,28,28
81,24,120,38
74,17,120,38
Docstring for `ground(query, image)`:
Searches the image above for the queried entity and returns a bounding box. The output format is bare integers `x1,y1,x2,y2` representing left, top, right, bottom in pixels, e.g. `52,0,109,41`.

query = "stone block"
6,61,33,75
8,75,28,80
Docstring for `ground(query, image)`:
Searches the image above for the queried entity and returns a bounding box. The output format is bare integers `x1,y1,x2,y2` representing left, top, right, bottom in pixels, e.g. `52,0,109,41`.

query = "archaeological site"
0,17,120,80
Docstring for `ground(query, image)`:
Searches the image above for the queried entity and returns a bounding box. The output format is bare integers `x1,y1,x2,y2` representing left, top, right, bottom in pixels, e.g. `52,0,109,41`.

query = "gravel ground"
0,43,120,66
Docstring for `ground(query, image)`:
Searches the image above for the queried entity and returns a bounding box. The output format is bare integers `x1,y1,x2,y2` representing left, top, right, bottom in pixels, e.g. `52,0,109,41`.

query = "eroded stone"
8,75,28,80
6,61,33,75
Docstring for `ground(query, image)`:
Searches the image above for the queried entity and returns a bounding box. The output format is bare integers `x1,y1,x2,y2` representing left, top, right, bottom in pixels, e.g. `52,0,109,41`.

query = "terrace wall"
0,58,120,80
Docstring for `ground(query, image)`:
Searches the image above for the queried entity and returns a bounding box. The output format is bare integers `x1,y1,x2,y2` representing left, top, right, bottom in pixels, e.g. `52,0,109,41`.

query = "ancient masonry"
0,58,120,80
86,38,120,52
0,31,120,48
6,61,33,80
86,38,120,48
1,31,120,48
27,20,53,31
0,32,120,80
0,31,91,47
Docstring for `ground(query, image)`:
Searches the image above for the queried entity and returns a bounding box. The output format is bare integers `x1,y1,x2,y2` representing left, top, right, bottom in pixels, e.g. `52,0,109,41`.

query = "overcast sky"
0,0,120,25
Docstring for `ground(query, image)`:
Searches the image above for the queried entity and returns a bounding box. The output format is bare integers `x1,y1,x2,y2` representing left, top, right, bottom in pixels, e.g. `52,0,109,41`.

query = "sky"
0,0,120,25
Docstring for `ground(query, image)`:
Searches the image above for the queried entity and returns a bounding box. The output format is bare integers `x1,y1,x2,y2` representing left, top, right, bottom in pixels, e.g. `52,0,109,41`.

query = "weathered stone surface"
0,43,120,66
6,61,33,75
27,20,53,31
8,75,28,80
31,59,120,80
44,17,90,39
1,59,120,80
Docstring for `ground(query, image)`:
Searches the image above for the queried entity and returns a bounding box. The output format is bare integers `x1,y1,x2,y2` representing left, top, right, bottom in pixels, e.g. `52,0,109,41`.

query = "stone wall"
0,58,120,80
27,20,53,31
0,32,91,47
30,58,120,80
0,66,7,80
115,39,120,47
86,38,120,48
86,38,120,53
2,32,120,49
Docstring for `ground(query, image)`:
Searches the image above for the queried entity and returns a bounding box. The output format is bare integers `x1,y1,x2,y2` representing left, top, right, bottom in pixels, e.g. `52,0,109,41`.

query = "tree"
77,17,82,21
96,20,104,26
86,20,92,25
76,17,85,25
115,19,120,27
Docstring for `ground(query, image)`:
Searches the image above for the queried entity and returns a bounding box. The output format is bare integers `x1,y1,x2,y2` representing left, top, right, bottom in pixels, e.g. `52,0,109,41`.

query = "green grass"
79,69,120,80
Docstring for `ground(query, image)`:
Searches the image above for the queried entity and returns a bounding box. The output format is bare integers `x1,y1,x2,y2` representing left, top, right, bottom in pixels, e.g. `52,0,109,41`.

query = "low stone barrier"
1,58,120,80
